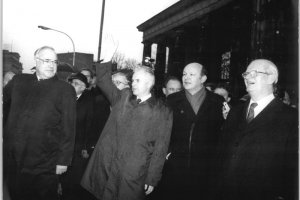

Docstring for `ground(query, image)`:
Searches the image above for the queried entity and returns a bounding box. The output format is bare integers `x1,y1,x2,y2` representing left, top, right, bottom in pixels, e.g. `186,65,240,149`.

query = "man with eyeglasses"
3,46,76,200
111,69,131,90
215,59,298,200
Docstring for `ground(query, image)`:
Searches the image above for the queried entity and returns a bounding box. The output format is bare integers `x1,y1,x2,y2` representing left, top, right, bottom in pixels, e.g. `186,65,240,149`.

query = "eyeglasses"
71,80,86,88
241,70,270,79
36,57,58,65
113,80,128,86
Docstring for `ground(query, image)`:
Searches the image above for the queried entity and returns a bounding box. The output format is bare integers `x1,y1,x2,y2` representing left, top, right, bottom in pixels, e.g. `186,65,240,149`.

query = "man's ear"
162,88,167,95
200,75,207,84
267,74,277,85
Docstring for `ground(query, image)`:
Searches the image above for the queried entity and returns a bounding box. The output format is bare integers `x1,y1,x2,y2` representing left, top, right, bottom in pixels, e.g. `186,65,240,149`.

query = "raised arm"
95,62,121,106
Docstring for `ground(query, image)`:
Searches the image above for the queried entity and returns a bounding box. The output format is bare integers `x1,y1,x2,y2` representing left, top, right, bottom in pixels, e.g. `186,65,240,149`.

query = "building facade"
137,0,298,99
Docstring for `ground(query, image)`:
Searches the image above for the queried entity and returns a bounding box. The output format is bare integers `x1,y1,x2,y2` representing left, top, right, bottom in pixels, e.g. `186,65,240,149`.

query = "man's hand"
81,149,89,159
144,184,154,195
56,165,68,175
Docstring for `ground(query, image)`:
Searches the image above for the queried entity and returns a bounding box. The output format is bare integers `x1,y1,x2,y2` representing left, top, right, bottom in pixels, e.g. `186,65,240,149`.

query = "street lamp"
38,25,76,67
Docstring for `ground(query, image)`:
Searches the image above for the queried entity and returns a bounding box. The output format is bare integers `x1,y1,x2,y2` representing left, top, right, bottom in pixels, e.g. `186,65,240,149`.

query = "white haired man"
215,59,298,200
81,64,173,200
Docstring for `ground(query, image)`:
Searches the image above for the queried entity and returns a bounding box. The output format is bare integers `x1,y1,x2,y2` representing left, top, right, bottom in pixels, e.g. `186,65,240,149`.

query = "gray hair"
134,66,155,89
34,46,56,58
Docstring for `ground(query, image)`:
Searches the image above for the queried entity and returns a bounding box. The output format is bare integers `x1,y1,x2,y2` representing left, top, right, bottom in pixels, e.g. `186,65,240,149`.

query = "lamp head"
38,25,50,30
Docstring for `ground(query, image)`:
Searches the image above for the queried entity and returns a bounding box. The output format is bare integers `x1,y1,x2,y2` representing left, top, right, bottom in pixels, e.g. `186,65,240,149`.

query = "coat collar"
32,73,58,82
169,89,216,120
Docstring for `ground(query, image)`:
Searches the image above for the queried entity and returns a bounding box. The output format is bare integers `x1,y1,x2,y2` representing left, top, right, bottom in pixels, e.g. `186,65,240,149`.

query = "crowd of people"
3,45,298,200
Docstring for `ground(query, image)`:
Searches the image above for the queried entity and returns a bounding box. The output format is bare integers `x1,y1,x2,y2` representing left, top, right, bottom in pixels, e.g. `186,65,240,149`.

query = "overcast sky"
3,0,179,73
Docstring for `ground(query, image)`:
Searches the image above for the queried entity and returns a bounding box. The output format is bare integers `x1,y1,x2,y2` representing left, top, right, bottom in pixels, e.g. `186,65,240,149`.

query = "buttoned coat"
81,63,173,200
164,90,224,198
216,98,298,200
3,74,76,174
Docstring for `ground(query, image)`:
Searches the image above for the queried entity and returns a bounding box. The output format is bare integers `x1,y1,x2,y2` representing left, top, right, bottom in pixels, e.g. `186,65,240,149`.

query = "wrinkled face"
214,88,229,101
164,79,182,96
132,70,151,98
35,48,57,79
81,70,92,84
182,64,205,93
243,62,272,96
112,73,129,90
71,79,86,95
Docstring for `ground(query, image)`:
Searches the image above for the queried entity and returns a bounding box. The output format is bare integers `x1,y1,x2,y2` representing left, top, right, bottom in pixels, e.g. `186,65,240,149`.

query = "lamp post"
38,25,76,67
97,0,106,62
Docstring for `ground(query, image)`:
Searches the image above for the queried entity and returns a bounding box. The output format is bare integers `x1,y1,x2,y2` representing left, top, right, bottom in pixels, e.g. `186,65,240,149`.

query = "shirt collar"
36,74,43,81
250,93,275,107
249,93,275,117
139,93,152,103
185,86,205,98
77,93,82,100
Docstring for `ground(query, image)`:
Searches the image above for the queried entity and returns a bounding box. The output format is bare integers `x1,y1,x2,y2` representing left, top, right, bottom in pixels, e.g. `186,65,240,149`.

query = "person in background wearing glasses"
111,69,132,90
214,59,298,200
3,46,77,200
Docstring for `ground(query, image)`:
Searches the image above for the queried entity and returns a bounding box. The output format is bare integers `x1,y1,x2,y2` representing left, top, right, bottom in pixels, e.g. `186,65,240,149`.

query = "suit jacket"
3,74,76,174
217,98,298,200
81,63,173,200
165,89,224,194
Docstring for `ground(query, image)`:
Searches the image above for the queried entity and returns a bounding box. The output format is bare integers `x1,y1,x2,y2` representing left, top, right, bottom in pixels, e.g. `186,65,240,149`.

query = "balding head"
182,62,207,95
243,59,278,101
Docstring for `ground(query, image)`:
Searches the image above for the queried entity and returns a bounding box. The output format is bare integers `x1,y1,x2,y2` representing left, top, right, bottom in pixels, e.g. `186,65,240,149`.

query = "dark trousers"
13,171,59,200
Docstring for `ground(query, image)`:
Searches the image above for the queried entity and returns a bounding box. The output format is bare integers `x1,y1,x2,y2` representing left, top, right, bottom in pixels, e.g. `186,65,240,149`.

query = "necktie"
136,98,141,104
246,102,258,123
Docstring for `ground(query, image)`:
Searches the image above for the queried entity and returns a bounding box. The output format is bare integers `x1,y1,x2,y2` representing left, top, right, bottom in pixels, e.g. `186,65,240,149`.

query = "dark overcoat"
81,64,173,200
3,74,76,174
62,90,94,186
216,98,298,200
164,90,224,198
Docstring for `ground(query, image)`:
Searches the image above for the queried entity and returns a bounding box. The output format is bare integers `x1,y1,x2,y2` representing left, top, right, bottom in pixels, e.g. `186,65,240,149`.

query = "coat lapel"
241,98,280,135
178,91,197,120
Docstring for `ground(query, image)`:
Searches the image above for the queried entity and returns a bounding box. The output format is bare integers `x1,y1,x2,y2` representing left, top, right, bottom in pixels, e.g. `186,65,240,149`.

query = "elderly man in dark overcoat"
81,63,173,200
215,59,298,200
163,62,224,200
3,46,76,200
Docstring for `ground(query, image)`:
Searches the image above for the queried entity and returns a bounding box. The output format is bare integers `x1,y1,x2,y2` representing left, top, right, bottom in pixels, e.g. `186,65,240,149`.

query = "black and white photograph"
2,0,299,200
